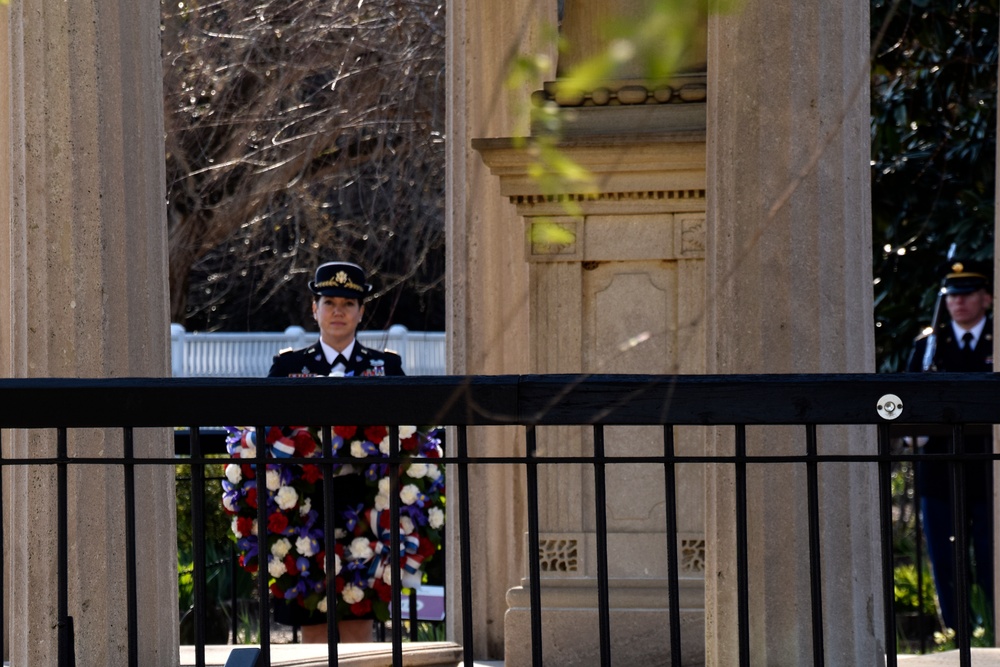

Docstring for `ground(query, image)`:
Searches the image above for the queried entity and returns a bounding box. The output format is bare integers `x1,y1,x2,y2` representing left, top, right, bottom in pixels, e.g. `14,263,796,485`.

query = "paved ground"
897,648,1000,665
178,642,502,666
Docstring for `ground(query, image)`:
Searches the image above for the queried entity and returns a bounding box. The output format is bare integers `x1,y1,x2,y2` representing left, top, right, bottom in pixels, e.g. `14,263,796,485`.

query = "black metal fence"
0,373,997,667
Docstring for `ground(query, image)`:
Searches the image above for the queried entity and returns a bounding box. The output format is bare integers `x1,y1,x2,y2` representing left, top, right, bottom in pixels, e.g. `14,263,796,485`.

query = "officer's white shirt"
319,338,356,373
951,316,987,349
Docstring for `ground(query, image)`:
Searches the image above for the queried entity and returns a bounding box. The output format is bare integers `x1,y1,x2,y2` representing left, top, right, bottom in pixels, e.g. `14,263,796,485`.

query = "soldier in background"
907,259,994,630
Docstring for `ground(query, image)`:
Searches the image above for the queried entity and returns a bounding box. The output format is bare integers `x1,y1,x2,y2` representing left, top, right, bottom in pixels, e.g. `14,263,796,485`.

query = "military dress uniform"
268,342,403,378
906,265,994,630
265,260,405,629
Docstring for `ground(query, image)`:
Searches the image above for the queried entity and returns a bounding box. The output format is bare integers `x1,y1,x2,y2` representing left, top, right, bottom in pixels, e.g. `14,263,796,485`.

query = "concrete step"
178,642,502,666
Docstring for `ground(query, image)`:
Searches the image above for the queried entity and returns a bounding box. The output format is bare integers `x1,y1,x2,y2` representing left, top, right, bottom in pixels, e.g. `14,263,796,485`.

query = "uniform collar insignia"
301,366,310,374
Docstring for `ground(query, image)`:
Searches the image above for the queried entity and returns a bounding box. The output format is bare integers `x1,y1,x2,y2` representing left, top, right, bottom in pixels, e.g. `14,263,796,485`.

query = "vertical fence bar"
804,424,824,667
913,450,928,654
662,425,682,666
321,425,341,667
949,424,971,667
0,429,4,663
189,427,207,667
525,425,544,667
123,428,139,667
457,425,475,665
592,425,612,667
877,424,897,667
254,424,270,665
57,427,72,667
734,424,750,667
389,425,403,667
231,545,240,644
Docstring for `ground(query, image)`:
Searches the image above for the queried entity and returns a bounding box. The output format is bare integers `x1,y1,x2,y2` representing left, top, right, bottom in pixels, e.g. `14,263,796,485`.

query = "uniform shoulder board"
277,347,294,355
384,348,400,355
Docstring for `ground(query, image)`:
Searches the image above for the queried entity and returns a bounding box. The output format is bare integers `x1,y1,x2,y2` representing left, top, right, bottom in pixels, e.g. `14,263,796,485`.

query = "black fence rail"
0,373,997,667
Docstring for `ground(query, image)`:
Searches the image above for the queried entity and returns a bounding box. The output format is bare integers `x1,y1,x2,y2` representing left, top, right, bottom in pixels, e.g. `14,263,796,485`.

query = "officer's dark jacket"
268,341,404,378
906,315,993,500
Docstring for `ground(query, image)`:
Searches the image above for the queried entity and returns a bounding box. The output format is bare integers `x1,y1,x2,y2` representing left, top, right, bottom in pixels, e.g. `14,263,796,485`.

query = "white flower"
379,436,390,455
225,464,242,485
271,538,292,559
299,498,312,516
251,520,258,536
348,537,374,561
350,440,368,458
268,557,287,578
428,507,445,530
266,469,281,491
400,516,415,534
399,425,417,439
295,535,317,557
399,484,420,506
275,485,298,510
317,597,328,613
426,465,442,481
378,478,391,495
406,462,428,479
334,553,342,576
374,492,390,512
231,517,243,538
222,494,236,513
342,583,365,605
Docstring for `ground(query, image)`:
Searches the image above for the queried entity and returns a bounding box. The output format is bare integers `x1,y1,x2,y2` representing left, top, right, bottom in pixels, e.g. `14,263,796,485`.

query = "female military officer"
268,261,404,643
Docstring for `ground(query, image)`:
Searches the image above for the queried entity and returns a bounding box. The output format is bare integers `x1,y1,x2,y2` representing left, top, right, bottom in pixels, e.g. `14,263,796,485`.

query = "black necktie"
333,353,348,368
962,332,975,351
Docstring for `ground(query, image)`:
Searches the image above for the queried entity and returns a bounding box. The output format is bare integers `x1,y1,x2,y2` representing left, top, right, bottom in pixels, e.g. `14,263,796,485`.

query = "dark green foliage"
871,0,997,372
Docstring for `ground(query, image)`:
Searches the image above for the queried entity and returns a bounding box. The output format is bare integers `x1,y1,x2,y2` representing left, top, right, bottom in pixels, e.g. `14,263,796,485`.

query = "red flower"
317,550,326,572
268,512,289,534
373,580,392,603
268,426,283,442
301,464,323,484
425,447,441,459
284,554,299,576
241,463,256,479
378,511,392,531
236,516,254,538
271,583,284,599
364,425,388,444
334,425,357,439
335,577,346,593
418,536,436,559
245,487,258,509
401,436,419,452
294,432,317,457
350,599,372,616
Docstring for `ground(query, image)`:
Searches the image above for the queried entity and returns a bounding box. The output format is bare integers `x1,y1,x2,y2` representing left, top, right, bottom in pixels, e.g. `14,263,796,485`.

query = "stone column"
1,0,177,664
477,130,708,667
705,2,882,665
446,0,556,658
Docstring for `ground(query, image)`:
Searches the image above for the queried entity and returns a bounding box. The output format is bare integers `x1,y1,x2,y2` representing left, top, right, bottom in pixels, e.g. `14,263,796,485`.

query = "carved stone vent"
538,538,579,573
512,189,706,206
680,538,706,573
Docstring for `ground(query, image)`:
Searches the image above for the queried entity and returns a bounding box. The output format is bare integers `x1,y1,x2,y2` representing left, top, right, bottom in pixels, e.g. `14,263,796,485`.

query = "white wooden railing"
170,324,446,377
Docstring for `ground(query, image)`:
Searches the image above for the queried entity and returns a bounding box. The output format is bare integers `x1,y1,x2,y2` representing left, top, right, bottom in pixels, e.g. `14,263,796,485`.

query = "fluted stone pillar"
705,2,882,665
446,0,555,658
1,0,177,664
